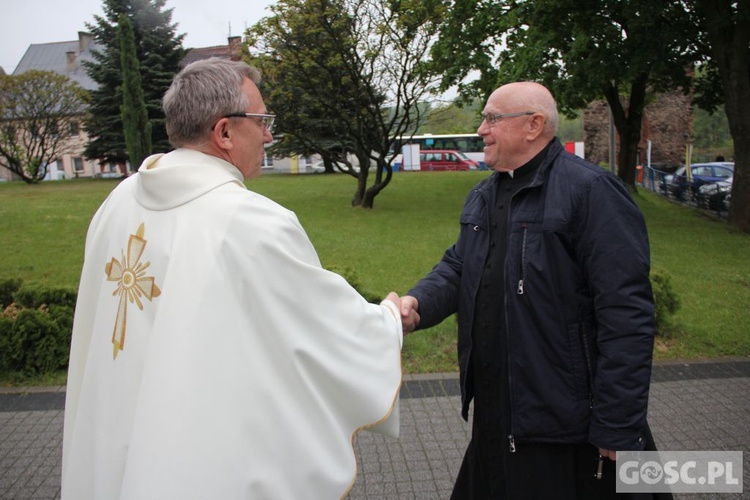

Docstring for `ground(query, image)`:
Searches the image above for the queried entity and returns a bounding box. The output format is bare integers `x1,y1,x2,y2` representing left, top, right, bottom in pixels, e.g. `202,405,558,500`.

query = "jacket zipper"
504,206,529,453
503,166,545,452
517,224,528,295
504,274,516,453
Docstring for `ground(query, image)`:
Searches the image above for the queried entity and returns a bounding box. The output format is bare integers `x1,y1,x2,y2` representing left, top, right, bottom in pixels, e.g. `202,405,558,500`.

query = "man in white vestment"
62,58,404,500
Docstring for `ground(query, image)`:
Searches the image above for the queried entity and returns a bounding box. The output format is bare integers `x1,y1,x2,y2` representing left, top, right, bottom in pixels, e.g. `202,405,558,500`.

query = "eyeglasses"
223,112,276,133
480,111,535,126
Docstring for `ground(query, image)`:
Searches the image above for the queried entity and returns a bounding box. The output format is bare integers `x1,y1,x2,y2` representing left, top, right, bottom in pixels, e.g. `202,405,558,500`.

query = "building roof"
13,33,100,90
12,34,242,89
181,36,243,67
181,45,233,66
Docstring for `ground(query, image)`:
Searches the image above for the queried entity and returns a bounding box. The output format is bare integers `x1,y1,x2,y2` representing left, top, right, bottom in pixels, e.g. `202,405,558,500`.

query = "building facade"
583,91,694,173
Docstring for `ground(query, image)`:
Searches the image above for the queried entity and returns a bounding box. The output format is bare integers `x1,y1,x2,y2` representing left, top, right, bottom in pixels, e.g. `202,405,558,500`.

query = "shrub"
0,278,23,309
651,268,680,336
13,286,77,309
0,281,76,375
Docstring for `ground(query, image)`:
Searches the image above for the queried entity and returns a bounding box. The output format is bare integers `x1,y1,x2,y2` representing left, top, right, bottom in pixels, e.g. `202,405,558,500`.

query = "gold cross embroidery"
105,223,161,360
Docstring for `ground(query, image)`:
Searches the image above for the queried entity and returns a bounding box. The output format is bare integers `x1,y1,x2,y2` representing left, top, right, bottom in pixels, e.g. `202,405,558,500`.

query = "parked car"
652,164,681,195
310,159,377,174
698,176,733,210
667,162,734,201
94,171,123,179
660,173,674,194
309,160,357,174
418,150,479,171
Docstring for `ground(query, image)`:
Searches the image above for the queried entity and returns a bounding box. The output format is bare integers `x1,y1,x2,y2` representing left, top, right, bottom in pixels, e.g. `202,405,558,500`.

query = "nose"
263,128,273,143
477,119,489,136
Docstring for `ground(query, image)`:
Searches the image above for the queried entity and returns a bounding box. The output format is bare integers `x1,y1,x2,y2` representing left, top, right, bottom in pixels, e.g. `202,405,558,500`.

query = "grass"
634,191,750,359
1,172,749,378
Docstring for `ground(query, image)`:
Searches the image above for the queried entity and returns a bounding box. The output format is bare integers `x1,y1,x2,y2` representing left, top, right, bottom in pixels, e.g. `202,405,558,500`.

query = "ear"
211,118,234,151
526,113,546,141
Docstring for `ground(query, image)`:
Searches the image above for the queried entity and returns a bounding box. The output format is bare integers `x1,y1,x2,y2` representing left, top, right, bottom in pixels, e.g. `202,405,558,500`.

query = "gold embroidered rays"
105,223,161,359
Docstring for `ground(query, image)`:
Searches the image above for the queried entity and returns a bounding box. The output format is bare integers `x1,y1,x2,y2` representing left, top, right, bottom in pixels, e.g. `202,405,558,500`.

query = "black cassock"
451,161,671,500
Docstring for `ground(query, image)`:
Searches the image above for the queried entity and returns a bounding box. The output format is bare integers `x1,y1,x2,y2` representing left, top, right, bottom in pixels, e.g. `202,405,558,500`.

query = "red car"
419,150,479,171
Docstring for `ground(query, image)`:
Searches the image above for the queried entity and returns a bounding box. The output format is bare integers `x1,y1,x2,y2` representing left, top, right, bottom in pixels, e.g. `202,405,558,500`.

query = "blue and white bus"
390,133,486,169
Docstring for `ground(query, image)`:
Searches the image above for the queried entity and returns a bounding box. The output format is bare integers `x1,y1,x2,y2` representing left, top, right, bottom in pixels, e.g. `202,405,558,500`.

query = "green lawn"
1,172,748,375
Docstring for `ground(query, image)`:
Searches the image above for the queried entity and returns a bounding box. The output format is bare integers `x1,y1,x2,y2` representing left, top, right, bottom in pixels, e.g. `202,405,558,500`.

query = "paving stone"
0,361,747,499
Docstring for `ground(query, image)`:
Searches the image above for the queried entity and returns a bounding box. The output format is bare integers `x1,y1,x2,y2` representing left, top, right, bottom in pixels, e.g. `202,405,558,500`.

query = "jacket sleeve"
407,186,481,329
407,243,462,329
579,174,655,451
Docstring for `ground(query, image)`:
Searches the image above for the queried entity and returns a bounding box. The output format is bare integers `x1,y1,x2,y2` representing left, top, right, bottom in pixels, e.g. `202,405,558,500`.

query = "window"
69,121,80,136
73,158,84,172
691,166,711,176
714,167,733,179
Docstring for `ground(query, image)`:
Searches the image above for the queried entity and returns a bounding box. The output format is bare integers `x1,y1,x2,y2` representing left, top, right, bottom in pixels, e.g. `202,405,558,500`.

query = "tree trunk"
361,189,375,208
617,117,642,189
352,158,393,209
698,0,750,232
730,143,750,232
605,76,647,191
352,174,366,207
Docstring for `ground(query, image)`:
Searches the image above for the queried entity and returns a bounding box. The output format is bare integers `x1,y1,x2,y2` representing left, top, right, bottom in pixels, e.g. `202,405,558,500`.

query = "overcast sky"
0,0,276,74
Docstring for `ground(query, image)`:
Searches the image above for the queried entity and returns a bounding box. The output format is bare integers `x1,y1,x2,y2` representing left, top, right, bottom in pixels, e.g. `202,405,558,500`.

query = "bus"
390,133,486,169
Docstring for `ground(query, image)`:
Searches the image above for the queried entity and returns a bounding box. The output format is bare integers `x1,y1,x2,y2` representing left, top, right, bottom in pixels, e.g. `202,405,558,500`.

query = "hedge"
0,279,76,375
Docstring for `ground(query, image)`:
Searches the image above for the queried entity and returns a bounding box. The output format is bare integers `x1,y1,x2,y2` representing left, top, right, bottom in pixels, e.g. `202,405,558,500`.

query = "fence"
639,166,730,219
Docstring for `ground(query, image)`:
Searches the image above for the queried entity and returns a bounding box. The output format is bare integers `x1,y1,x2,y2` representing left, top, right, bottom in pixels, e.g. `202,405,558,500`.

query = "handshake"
384,292,420,334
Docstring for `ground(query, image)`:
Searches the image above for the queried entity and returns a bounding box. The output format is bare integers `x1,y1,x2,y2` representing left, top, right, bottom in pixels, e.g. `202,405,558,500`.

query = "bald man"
399,82,666,499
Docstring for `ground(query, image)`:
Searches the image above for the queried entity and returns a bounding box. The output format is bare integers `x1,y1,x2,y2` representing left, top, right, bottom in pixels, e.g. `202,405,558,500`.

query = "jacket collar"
477,138,564,198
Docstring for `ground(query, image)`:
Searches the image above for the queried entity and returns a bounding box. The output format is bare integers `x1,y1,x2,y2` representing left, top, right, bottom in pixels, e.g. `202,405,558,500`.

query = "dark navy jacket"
408,139,654,451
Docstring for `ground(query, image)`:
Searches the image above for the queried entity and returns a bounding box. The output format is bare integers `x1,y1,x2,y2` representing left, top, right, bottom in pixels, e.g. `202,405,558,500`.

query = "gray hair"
163,58,262,147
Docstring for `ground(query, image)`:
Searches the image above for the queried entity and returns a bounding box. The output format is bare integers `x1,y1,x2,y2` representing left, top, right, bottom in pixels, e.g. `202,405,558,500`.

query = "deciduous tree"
0,71,89,184
431,0,696,189
417,101,483,135
691,0,750,231
247,0,444,208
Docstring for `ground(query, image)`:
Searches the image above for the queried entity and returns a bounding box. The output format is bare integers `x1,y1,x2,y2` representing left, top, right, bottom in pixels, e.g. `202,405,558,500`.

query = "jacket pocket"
567,322,593,401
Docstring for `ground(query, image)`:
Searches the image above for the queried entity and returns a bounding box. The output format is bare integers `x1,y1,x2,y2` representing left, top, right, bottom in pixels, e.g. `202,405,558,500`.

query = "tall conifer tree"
84,0,185,167
118,14,152,170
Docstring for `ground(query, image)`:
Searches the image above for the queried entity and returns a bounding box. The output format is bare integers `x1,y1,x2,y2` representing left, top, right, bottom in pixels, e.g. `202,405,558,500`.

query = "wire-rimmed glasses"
223,112,276,133
480,111,535,126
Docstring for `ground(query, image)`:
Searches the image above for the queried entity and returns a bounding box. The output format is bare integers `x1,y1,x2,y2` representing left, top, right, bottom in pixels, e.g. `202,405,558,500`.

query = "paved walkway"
1,359,748,499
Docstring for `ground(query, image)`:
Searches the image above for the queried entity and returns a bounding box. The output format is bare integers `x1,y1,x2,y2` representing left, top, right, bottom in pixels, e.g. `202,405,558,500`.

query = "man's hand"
399,295,420,334
599,448,617,461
